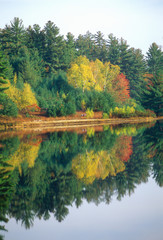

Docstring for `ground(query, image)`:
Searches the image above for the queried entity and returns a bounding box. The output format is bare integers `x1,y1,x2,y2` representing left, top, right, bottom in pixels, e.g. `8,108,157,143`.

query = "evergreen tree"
126,48,146,101
107,34,120,65
63,32,77,70
118,38,133,75
75,31,95,60
43,21,65,73
25,24,45,57
146,43,163,75
143,43,163,115
0,17,25,56
142,70,163,116
0,51,8,93
11,46,42,88
93,31,107,62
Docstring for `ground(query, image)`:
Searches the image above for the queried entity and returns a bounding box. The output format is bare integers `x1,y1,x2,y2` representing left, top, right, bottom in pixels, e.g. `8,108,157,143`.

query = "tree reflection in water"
0,121,162,231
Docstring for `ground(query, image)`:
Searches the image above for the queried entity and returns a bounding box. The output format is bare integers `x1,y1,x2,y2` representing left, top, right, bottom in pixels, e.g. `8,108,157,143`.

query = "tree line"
0,17,162,118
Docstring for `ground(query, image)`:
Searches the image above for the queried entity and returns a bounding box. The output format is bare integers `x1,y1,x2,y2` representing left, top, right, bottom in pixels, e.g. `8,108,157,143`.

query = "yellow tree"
21,83,38,109
90,59,105,91
67,56,121,93
103,62,120,91
5,81,38,110
67,56,95,92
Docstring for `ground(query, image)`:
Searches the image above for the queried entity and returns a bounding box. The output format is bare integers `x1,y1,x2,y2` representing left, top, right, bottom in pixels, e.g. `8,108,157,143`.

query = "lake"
0,121,163,240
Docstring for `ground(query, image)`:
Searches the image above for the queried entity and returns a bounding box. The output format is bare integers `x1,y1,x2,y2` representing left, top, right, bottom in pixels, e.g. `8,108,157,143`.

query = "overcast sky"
0,0,163,54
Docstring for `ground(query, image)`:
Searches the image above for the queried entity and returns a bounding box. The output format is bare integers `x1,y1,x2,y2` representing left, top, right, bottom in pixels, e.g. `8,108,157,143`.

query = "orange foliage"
112,73,130,102
116,136,133,162
26,104,41,112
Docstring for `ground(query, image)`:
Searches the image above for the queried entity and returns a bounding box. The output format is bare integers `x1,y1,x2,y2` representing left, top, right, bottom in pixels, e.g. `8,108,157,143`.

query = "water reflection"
0,121,162,237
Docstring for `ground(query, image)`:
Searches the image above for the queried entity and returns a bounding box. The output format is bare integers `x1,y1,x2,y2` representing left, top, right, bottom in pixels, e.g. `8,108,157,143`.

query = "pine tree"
75,31,95,60
143,43,163,116
0,51,8,93
107,34,120,65
143,70,163,116
0,17,25,56
126,48,146,101
43,21,65,73
25,24,45,57
146,43,163,75
63,32,77,70
93,31,107,62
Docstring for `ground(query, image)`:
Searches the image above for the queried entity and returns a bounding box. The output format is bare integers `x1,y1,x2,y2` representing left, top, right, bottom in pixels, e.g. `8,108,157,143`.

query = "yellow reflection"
72,150,125,184
3,141,40,175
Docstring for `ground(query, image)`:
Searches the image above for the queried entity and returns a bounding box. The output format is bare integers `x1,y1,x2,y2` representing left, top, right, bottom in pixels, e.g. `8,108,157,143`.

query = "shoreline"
0,116,162,131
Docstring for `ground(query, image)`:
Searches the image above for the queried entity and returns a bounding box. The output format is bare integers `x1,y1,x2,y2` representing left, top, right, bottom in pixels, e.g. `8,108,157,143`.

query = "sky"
0,0,163,54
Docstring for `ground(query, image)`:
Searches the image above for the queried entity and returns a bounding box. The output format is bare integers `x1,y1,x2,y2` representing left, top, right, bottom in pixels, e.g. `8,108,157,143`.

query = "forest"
0,17,163,119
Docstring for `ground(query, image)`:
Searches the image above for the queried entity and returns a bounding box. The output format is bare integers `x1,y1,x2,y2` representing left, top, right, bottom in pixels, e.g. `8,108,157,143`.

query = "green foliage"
103,113,109,119
0,122,162,226
146,43,163,75
47,105,56,117
143,44,163,116
0,17,162,117
110,106,135,118
0,95,18,117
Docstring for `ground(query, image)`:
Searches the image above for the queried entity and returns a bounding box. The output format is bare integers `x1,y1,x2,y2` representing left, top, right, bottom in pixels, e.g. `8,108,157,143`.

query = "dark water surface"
0,121,163,240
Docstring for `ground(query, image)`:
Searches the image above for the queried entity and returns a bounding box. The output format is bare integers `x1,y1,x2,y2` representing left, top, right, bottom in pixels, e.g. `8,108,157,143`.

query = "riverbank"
0,111,162,131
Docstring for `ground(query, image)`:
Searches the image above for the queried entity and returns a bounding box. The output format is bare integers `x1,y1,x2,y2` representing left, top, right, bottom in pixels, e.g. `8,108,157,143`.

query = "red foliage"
26,104,41,112
116,136,133,162
113,73,130,102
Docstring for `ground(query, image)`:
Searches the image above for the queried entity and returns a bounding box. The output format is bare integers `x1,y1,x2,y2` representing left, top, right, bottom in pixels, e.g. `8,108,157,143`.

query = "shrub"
47,105,56,117
111,106,136,118
103,113,109,119
86,108,94,118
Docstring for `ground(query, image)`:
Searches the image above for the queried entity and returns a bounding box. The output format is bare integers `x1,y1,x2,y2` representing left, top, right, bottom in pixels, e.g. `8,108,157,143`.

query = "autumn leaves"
67,56,130,103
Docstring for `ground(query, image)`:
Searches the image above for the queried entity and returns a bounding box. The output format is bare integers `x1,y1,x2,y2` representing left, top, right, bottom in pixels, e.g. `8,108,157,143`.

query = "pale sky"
0,0,163,54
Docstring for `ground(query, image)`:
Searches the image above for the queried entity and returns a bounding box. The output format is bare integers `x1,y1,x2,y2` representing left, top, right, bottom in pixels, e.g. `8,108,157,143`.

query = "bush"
86,108,94,118
103,113,109,119
0,96,18,117
111,106,136,118
47,105,56,117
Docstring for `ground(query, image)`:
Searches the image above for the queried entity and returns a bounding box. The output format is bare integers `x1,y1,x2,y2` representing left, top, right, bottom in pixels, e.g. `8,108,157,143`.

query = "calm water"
0,121,163,240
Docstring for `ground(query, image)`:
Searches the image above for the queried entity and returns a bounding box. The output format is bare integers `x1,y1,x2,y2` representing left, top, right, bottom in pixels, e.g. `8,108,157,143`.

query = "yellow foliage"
4,142,40,175
72,149,125,184
81,99,86,111
87,127,95,137
67,56,120,93
74,55,90,65
67,61,95,92
112,126,137,136
21,83,38,109
86,108,94,118
13,73,17,85
5,81,37,110
103,62,120,91
90,59,105,91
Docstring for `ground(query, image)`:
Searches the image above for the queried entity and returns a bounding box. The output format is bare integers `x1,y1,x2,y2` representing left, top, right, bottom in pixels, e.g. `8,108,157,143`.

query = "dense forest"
0,17,163,118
